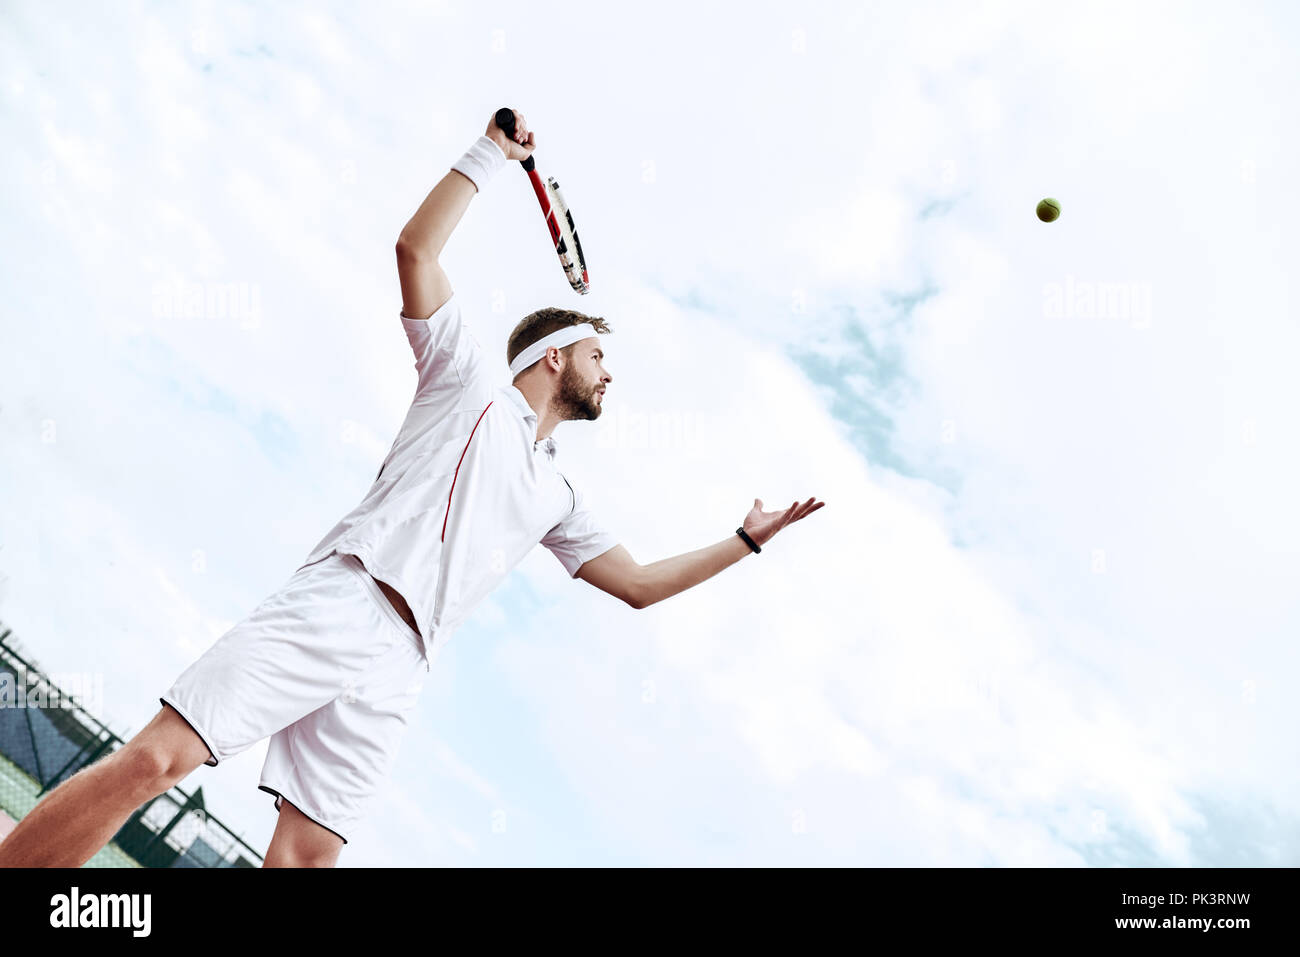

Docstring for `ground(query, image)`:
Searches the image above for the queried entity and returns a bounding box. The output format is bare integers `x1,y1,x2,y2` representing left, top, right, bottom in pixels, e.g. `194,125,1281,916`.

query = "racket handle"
493,107,535,171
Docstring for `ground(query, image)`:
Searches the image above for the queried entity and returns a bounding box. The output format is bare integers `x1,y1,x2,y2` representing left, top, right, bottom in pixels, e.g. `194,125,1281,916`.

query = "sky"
1,0,1297,866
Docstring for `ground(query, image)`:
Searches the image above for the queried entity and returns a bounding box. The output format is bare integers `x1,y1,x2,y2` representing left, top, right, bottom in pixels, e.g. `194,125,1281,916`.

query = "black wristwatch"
736,527,761,554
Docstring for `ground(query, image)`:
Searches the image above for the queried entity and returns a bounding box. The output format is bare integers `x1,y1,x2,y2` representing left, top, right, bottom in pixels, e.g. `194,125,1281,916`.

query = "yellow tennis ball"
1036,198,1061,222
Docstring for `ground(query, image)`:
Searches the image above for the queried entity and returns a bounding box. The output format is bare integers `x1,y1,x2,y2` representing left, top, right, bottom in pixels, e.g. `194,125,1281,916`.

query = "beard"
554,361,602,421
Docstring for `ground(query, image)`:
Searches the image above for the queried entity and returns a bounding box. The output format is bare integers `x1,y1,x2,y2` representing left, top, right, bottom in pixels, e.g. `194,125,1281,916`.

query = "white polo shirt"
298,293,619,661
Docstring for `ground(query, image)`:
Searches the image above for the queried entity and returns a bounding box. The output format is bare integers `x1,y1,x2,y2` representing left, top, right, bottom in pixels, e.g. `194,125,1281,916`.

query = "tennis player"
0,110,825,868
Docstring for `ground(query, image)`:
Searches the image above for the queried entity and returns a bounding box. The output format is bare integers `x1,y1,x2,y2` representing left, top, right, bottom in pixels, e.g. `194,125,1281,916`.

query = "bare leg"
262,798,344,868
0,704,212,867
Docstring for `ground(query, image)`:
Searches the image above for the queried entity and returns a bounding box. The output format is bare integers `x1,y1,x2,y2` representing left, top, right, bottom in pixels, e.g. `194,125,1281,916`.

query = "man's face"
555,337,611,421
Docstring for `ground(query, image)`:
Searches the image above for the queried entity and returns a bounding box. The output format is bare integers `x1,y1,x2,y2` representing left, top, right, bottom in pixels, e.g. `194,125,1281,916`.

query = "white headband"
508,323,600,377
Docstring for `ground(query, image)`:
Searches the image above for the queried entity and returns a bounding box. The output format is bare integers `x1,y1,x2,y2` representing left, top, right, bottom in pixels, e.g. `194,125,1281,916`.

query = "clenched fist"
487,109,536,162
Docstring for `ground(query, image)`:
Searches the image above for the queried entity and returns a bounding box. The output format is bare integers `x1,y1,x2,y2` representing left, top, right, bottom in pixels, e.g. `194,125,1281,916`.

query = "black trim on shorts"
257,785,349,845
159,697,218,767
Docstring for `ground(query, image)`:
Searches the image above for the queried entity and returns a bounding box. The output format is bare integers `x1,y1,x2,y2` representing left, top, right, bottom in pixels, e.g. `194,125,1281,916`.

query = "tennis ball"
1036,198,1061,222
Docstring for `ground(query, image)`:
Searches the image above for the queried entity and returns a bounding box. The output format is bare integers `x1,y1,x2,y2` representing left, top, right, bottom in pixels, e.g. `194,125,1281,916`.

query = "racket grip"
493,107,535,171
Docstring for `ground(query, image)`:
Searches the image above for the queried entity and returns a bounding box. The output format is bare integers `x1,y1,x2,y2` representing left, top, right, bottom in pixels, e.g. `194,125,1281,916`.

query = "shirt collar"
501,384,556,458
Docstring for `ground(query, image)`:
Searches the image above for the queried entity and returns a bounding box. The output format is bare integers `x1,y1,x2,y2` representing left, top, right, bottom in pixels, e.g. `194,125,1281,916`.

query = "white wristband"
451,135,508,191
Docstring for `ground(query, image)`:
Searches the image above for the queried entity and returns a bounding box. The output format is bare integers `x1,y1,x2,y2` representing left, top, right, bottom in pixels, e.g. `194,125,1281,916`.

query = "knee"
263,845,339,868
264,800,343,868
115,710,210,796
263,831,342,867
113,742,184,799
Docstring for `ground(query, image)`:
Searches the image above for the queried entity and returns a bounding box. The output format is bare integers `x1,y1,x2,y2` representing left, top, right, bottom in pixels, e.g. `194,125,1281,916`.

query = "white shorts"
160,550,430,844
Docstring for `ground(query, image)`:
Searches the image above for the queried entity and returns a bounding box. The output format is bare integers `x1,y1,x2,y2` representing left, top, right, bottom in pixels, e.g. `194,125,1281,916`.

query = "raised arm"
577,497,825,609
395,110,536,320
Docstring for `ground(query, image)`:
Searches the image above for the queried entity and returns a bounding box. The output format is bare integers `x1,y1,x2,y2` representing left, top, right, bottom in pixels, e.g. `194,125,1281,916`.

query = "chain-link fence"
0,623,262,867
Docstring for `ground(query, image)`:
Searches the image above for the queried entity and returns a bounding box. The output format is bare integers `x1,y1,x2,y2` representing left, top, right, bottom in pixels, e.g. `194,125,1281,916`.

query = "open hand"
487,109,536,163
743,497,825,549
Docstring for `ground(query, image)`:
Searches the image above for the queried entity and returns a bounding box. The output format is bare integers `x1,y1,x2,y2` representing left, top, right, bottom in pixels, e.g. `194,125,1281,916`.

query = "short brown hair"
506,307,612,373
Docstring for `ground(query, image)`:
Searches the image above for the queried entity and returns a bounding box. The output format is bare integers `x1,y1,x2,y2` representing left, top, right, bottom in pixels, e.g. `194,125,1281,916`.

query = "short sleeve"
541,482,619,577
400,293,487,399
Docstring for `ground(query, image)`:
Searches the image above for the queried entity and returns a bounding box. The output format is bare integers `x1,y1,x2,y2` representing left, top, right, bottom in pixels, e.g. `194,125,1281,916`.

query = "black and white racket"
494,107,590,295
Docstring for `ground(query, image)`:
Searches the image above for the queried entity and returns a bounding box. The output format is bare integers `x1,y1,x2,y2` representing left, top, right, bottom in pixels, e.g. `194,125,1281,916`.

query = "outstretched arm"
577,497,825,609
395,110,536,319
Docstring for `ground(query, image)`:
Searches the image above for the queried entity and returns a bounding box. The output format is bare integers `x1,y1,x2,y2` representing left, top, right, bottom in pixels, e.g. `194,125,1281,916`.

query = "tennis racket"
494,107,590,295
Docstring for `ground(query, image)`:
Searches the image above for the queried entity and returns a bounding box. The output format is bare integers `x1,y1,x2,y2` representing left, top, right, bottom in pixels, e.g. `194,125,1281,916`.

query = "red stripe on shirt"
441,401,493,543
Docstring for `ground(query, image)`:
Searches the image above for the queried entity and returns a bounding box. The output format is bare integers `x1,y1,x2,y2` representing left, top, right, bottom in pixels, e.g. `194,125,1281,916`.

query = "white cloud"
1,0,1295,867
